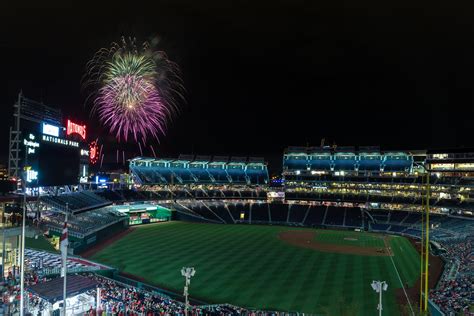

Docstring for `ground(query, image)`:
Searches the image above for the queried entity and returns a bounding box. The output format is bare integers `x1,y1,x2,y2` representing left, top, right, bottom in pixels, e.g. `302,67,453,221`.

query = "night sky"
1,1,474,172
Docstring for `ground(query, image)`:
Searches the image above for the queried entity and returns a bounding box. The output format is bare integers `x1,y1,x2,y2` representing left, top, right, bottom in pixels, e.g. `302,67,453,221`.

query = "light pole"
418,165,430,313
19,142,28,316
181,267,195,316
371,280,388,316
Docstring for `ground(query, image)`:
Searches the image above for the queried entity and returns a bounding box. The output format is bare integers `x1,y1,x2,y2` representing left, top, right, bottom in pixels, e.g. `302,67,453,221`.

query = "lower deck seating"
344,208,363,227
288,204,308,223
324,207,345,226
250,203,269,222
371,223,390,231
303,205,326,226
170,200,474,241
270,204,289,223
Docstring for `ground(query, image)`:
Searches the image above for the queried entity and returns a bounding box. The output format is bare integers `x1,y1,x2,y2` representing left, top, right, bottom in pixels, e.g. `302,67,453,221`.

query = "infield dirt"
278,230,392,256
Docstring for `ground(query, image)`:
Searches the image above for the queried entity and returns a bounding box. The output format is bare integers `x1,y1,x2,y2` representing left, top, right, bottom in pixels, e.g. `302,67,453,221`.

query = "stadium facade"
282,146,474,215
130,155,269,185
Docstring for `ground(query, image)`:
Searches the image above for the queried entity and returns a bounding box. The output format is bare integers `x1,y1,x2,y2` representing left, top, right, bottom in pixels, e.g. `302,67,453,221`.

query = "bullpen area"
88,222,420,315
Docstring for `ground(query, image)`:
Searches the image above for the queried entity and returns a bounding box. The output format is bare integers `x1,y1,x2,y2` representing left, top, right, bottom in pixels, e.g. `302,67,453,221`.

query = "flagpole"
63,204,68,316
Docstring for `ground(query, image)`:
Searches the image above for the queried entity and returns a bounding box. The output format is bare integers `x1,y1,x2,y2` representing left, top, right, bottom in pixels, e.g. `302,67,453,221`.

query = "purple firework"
85,37,183,142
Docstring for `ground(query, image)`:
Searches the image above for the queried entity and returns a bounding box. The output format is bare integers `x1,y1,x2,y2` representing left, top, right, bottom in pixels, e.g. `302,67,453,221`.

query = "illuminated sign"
89,141,99,164
66,119,86,140
25,167,38,183
81,149,90,156
23,139,40,148
24,134,40,154
42,135,79,147
42,123,60,137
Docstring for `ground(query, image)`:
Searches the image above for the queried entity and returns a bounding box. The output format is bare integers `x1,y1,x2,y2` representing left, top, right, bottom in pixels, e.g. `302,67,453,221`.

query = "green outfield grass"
314,230,386,248
91,222,420,315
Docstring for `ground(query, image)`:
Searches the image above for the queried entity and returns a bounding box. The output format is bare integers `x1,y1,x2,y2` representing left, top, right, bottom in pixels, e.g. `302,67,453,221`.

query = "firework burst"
84,37,184,142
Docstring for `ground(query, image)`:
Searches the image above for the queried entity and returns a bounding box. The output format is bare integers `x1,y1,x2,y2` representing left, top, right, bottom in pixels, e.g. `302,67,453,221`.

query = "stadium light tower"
371,280,388,316
181,267,195,316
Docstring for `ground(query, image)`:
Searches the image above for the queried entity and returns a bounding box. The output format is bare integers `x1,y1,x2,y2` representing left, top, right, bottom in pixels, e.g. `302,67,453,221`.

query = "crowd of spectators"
87,274,249,315
430,238,473,315
0,250,260,316
0,268,50,315
1,266,255,315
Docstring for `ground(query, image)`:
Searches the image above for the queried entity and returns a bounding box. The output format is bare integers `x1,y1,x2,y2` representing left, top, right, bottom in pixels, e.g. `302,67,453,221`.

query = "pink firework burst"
84,37,184,142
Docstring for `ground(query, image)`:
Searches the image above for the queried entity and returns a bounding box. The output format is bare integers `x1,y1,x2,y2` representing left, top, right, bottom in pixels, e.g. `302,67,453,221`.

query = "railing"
39,265,101,276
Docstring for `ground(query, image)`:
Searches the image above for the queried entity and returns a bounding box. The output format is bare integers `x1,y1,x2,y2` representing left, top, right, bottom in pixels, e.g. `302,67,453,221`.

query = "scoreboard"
23,120,89,187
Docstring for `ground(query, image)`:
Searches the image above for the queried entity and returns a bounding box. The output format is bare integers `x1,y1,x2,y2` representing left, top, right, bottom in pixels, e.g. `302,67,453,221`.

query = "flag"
60,220,68,277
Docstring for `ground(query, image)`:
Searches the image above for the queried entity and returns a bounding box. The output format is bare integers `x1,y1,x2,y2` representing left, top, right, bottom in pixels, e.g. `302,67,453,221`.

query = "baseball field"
89,222,420,315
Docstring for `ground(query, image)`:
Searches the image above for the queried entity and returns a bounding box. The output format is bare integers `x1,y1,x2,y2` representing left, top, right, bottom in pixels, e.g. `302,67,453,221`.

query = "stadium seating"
130,156,269,186
250,202,269,223
40,191,111,213
269,203,289,223
324,206,345,226
303,205,326,226
371,223,390,231
367,209,474,241
283,147,415,175
387,225,406,233
171,200,473,243
344,208,363,227
388,211,409,224
288,204,310,223
206,201,235,223
40,207,127,238
95,189,124,202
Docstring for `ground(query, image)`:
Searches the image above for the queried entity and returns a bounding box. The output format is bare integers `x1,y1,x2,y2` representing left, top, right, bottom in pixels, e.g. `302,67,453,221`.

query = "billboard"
23,118,86,187
42,123,60,137
37,141,80,186
66,119,86,140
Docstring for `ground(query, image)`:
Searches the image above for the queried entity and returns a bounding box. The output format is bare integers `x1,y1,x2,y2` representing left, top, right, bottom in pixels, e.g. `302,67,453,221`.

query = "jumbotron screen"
37,141,80,186
23,123,83,187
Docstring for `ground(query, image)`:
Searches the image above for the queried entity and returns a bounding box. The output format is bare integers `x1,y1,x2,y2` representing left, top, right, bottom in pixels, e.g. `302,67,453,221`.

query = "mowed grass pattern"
314,230,385,248
91,222,420,315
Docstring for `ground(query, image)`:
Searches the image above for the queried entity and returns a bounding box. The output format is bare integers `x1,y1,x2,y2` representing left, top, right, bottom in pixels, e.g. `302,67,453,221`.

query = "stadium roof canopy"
26,275,98,304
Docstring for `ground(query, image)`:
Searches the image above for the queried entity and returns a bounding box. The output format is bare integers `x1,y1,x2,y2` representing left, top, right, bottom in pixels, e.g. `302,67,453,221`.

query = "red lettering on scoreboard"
66,119,86,140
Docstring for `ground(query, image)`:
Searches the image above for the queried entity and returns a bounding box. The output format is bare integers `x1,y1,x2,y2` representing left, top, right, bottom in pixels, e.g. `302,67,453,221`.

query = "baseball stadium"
1,7,474,314
2,96,472,315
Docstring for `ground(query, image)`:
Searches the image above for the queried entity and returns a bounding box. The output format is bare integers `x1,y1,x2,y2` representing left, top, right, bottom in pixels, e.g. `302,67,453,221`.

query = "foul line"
387,238,415,316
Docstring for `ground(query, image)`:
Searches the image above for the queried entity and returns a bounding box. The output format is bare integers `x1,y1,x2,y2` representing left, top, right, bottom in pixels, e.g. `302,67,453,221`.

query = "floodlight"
371,281,378,292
